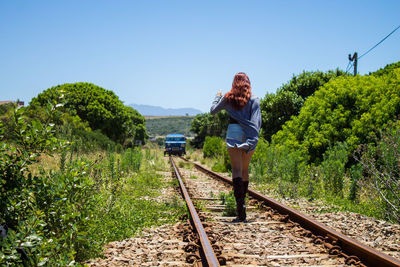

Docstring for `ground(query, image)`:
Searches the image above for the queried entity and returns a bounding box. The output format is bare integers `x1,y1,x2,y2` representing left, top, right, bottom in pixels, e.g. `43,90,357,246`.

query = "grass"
29,150,107,176
29,146,187,263
219,192,236,216
186,149,202,163
258,174,388,221
178,160,194,169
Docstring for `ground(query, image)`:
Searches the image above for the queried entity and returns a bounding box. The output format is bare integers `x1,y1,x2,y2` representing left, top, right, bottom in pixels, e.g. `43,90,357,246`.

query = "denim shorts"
226,124,247,150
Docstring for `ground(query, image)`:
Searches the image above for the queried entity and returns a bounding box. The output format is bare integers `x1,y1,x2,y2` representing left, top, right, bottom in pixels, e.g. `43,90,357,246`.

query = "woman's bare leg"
241,150,254,181
228,147,243,178
228,147,249,221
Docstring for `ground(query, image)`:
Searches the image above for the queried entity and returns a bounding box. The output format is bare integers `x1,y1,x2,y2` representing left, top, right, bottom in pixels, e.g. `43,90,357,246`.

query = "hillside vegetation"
146,116,194,137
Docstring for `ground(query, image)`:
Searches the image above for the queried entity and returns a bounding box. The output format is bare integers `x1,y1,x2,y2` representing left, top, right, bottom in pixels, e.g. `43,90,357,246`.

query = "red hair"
224,72,251,110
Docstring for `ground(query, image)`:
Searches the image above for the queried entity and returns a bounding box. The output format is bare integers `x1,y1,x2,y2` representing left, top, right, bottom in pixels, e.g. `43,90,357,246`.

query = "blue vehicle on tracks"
164,133,186,156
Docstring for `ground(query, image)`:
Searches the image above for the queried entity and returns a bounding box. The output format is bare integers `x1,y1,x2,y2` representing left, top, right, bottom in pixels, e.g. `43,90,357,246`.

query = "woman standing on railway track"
210,72,261,222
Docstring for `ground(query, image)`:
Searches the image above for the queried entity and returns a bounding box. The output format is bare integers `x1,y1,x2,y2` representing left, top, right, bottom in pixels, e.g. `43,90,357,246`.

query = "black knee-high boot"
243,180,249,197
242,180,249,220
232,177,246,222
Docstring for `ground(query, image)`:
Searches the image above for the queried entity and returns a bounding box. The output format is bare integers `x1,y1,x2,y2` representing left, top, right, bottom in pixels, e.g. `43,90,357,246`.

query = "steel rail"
181,156,400,267
170,157,220,267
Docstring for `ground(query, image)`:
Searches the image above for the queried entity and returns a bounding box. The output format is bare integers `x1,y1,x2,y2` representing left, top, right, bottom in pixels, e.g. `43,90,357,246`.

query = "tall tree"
29,82,147,144
190,111,229,148
260,69,348,141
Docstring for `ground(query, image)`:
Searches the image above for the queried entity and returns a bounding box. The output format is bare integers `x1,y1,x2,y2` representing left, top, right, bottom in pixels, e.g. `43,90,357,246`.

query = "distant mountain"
129,103,203,116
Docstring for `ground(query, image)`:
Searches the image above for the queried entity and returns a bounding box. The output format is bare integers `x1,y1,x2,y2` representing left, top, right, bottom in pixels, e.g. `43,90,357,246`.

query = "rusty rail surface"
180,156,400,267
170,157,220,267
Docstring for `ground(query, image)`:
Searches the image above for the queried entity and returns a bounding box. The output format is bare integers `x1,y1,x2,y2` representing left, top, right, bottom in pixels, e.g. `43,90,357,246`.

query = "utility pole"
348,52,358,76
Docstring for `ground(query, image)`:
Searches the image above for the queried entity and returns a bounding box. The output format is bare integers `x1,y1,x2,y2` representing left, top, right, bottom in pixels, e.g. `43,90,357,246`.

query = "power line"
345,61,353,73
346,60,353,72
345,24,400,75
358,24,400,60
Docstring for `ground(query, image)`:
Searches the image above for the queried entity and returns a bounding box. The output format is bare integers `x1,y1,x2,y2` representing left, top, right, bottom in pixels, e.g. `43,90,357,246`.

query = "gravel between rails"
177,159,346,266
86,157,400,266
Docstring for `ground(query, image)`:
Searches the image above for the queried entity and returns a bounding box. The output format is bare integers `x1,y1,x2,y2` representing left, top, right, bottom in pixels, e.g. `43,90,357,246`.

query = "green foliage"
203,136,224,158
0,102,15,116
0,105,86,266
250,137,307,184
219,191,236,216
202,136,230,172
29,82,147,144
248,62,400,222
146,116,195,137
249,137,269,183
260,69,348,141
348,163,362,202
0,106,185,265
211,148,230,173
280,69,348,99
261,91,303,141
320,142,349,196
355,122,400,222
88,166,185,256
370,61,400,77
56,113,117,152
190,111,229,148
121,147,143,173
273,67,400,163
155,137,164,146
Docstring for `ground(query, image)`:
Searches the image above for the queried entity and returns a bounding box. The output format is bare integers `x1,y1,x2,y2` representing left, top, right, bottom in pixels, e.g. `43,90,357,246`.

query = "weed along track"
173,156,400,267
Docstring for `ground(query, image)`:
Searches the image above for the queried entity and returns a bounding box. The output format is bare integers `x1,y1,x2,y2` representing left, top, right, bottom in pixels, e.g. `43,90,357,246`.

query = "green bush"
203,136,231,172
0,102,14,116
250,137,307,185
54,112,117,152
370,61,400,77
250,137,271,183
261,91,303,142
203,136,224,158
320,142,349,196
190,111,229,148
355,122,400,222
0,106,87,266
260,69,348,141
273,67,400,163
155,137,164,146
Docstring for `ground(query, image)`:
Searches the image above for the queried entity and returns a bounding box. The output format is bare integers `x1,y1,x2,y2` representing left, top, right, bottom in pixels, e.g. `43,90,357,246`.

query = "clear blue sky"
1,0,399,112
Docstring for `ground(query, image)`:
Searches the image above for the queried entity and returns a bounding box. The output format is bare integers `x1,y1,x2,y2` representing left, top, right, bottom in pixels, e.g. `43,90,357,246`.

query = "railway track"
172,156,400,267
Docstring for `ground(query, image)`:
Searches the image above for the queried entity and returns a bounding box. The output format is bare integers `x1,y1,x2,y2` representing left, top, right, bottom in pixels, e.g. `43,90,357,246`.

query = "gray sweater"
210,94,261,152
